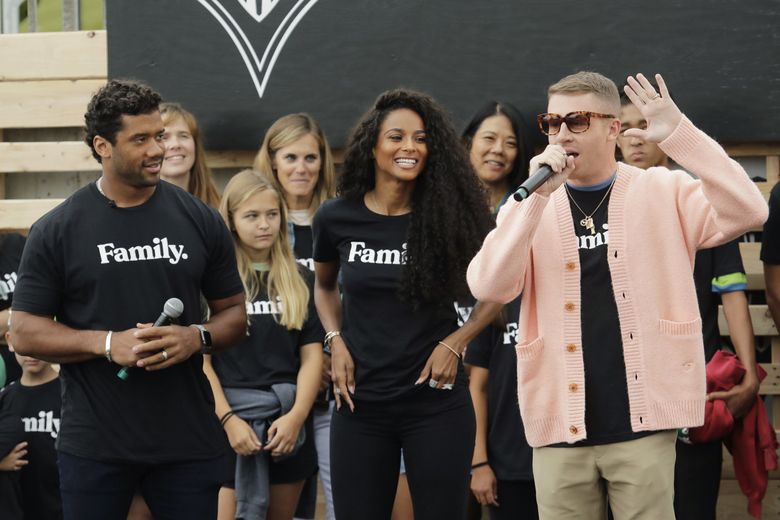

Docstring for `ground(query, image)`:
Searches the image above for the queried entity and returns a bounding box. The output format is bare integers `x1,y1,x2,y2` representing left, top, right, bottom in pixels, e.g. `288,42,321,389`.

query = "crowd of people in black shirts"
0,70,776,520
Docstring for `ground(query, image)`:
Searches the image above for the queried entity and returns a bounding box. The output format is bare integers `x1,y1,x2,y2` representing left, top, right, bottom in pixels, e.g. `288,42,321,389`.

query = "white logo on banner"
197,0,321,99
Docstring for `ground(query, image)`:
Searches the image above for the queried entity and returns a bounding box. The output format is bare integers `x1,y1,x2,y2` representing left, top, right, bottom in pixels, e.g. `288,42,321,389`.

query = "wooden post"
61,0,79,31
767,155,780,186
26,0,37,32
0,129,5,199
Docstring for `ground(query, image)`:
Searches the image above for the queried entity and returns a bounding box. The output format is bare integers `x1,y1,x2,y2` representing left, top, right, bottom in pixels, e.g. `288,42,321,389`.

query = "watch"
191,324,213,354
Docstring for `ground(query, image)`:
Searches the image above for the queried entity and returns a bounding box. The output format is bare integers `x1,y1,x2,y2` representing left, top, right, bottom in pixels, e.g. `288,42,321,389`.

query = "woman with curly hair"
312,88,497,519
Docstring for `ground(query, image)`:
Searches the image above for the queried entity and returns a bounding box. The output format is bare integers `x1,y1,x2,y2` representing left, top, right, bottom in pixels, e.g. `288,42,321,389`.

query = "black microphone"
117,298,184,380
513,165,554,201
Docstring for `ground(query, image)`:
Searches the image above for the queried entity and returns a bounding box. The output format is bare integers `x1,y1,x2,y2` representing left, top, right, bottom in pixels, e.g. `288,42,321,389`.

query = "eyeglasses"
537,111,615,136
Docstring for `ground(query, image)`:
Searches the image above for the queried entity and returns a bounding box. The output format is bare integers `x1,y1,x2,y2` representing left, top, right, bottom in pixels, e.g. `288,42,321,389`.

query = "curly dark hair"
461,101,534,192
84,79,162,163
339,88,494,307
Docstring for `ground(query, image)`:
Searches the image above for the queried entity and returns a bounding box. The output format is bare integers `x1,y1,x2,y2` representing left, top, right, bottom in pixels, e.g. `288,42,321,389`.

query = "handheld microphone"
117,298,184,380
512,165,554,201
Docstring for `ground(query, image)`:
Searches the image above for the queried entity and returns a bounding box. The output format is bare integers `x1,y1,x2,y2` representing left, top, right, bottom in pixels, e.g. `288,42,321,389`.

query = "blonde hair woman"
255,113,337,520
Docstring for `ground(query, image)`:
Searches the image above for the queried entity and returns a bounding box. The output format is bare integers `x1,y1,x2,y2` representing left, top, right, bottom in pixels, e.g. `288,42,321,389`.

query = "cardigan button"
566,343,577,353
565,261,576,271
569,425,579,434
568,383,578,392
564,302,575,312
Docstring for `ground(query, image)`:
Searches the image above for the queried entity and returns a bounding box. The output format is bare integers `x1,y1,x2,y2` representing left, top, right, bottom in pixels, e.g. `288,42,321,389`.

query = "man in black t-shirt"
10,81,247,519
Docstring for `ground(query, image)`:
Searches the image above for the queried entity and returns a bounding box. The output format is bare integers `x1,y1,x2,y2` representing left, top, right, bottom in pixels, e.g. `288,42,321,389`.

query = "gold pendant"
580,216,596,235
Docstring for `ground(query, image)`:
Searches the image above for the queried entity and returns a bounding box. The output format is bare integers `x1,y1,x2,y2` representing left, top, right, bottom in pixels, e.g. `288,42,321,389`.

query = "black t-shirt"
312,197,462,401
0,378,63,520
292,224,315,272
213,267,323,388
761,182,780,264
694,240,746,362
12,181,244,463
464,296,532,481
0,233,25,387
564,178,650,446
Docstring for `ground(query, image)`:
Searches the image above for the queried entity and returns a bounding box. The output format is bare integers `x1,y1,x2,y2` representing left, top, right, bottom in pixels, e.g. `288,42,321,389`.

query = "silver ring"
161,349,168,361
651,92,661,100
333,387,342,395
442,383,454,391
428,379,439,388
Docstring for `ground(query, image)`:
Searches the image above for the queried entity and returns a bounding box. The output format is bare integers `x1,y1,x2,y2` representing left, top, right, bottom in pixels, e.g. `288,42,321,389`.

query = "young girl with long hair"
253,113,336,520
203,170,324,520
312,89,498,519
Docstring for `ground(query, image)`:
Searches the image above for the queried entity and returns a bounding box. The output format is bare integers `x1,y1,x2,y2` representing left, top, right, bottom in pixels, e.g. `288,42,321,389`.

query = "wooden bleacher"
3,30,780,518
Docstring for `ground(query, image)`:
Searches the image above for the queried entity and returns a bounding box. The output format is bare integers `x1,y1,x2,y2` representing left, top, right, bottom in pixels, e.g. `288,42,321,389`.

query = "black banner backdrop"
107,0,780,150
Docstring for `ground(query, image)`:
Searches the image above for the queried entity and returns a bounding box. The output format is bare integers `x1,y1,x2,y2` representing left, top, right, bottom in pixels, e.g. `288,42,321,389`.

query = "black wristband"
219,411,235,426
471,461,490,470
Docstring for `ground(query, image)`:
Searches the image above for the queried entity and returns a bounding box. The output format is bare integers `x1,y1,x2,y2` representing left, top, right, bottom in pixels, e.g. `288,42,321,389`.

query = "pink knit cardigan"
467,116,768,447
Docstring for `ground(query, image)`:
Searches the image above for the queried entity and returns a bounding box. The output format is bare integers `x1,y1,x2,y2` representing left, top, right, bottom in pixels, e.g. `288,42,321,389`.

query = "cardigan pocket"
655,318,705,400
515,336,544,362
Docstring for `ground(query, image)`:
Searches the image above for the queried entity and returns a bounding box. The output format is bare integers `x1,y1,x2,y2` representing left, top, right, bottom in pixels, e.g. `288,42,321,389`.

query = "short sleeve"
312,202,339,263
761,183,780,264
0,387,23,457
299,270,324,346
11,220,64,316
464,326,495,369
200,208,244,301
710,239,747,294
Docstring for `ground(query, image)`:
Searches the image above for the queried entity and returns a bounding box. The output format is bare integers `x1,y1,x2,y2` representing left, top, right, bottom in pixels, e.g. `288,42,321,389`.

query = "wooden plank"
759,363,780,395
0,31,106,81
723,143,780,157
719,304,776,336
0,142,259,173
717,479,780,519
739,242,764,291
0,80,105,129
0,142,97,173
205,150,255,170
0,199,63,231
768,156,780,185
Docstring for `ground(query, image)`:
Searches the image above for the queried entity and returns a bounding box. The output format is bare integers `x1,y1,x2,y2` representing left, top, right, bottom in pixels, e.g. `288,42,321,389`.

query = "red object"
689,350,778,518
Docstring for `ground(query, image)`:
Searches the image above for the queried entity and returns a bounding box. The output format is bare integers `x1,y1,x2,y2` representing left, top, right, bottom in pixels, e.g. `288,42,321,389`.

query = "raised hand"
623,73,683,143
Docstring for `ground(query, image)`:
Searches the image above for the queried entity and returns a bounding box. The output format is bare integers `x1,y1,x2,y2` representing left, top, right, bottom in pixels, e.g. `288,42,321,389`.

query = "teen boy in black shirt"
10,80,247,519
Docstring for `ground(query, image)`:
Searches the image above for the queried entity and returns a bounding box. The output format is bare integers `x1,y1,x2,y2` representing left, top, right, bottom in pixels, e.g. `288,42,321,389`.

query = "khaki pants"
533,431,677,520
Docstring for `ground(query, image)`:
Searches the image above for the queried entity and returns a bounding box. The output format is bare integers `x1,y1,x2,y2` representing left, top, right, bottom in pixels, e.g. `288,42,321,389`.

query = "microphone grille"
163,298,184,319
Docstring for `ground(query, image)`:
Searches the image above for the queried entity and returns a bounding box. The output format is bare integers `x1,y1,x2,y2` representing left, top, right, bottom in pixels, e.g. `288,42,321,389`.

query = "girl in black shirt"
313,89,495,520
204,170,323,520
253,113,337,520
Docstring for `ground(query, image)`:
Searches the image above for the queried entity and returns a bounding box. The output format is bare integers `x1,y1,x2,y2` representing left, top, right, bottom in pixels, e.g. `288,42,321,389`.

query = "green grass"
19,0,104,32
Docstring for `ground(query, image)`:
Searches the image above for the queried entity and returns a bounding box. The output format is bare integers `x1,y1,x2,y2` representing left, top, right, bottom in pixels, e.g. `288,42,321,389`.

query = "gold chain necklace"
565,177,615,235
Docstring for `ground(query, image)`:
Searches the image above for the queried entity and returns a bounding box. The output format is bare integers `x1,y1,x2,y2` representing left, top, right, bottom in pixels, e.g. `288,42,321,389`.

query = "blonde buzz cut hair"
548,71,621,115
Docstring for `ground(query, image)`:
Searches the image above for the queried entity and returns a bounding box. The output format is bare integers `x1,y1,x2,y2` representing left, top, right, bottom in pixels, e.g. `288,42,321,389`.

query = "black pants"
330,386,475,520
673,439,723,520
58,451,229,520
488,479,538,520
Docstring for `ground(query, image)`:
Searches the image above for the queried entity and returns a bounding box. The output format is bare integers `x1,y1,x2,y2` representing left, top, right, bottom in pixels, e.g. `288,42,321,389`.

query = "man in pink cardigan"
466,71,768,519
